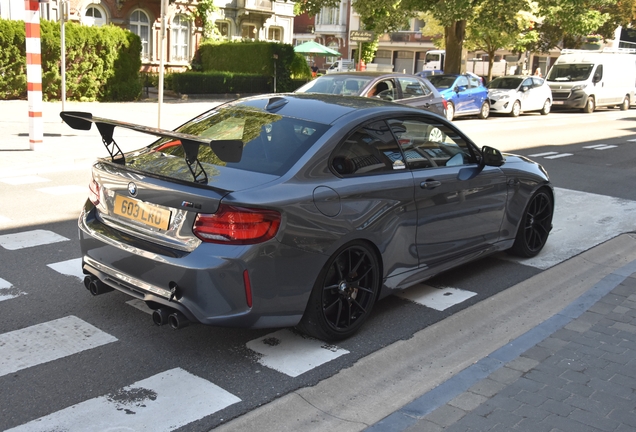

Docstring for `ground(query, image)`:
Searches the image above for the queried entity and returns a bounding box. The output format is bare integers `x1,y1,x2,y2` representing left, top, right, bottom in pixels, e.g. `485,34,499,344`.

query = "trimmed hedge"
172,71,272,94
0,18,142,101
197,41,298,92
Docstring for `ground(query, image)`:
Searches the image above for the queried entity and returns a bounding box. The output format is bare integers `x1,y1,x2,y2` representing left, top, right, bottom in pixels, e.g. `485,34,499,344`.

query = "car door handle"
420,180,441,189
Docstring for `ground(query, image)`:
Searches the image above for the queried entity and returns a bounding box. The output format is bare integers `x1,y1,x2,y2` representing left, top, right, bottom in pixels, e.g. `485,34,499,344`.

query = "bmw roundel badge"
127,182,138,196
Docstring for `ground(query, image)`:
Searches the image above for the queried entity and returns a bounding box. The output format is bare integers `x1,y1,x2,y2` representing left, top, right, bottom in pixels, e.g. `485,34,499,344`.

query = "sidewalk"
0,98,228,177
368,254,636,432
214,234,636,432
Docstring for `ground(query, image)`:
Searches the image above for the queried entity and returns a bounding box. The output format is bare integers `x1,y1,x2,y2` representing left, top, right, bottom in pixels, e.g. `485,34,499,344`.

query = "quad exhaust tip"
83,275,113,296
152,308,190,330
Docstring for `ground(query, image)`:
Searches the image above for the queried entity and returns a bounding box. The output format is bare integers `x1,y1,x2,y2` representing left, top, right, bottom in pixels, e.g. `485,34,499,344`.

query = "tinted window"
387,118,474,169
487,77,523,89
331,120,406,176
546,64,594,82
130,106,329,180
397,77,431,99
296,76,373,95
429,75,458,89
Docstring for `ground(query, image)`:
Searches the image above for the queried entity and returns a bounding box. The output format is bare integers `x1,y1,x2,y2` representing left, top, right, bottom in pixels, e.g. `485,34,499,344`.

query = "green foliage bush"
0,18,142,101
172,71,271,94
196,41,298,92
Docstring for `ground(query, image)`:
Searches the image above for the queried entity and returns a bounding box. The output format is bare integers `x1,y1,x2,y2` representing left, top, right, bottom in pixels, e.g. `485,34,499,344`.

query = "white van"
546,48,636,112
326,60,355,74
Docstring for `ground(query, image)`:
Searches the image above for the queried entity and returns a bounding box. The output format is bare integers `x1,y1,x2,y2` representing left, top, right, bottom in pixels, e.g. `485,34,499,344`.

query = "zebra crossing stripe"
0,316,117,378
246,329,349,377
6,368,241,432
0,176,50,185
544,153,573,159
582,144,617,150
0,230,69,250
397,285,477,311
36,185,86,195
0,215,11,224
529,151,558,157
47,258,84,280
0,277,25,302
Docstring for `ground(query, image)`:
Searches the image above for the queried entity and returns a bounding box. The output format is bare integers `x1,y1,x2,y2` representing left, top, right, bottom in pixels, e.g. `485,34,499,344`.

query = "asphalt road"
0,105,635,431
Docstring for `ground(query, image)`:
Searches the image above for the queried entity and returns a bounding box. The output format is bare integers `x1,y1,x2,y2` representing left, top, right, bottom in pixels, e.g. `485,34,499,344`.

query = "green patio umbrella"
293,41,341,56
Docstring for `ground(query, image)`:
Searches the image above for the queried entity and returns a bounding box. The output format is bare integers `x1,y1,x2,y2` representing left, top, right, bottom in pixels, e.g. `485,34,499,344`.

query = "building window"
242,24,257,39
216,21,230,38
318,6,340,25
171,14,190,62
84,5,106,27
129,10,151,60
268,27,282,41
326,41,339,64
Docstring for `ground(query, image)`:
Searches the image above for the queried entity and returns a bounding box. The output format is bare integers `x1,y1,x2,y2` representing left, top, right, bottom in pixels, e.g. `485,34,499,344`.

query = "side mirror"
521,86,529,92
593,73,601,83
455,85,467,93
481,146,505,167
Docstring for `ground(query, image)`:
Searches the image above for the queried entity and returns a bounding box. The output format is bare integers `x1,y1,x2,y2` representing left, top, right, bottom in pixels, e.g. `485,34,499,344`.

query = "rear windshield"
295,76,373,96
127,106,330,180
487,77,523,89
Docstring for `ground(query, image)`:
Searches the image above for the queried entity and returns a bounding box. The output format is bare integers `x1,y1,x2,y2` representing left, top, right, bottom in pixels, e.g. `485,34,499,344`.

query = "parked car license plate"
552,101,564,105
113,195,171,230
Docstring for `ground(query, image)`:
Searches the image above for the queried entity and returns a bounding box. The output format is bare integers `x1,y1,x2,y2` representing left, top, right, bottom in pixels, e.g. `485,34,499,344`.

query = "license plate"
113,195,171,230
552,100,564,105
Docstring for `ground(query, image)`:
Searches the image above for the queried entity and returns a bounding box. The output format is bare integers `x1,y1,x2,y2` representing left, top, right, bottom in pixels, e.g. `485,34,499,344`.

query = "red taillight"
88,178,100,206
442,99,448,110
193,204,281,245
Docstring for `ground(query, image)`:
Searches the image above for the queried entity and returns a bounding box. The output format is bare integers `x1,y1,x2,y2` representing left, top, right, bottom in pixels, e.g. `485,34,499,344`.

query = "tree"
465,0,539,81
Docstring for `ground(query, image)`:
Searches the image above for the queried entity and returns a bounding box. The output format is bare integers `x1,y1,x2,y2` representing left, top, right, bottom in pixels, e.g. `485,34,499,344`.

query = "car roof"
224,93,427,125
318,71,425,79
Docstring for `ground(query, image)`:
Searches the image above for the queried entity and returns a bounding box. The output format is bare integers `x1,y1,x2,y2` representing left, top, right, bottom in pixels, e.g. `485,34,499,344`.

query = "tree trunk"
444,20,467,74
487,49,495,83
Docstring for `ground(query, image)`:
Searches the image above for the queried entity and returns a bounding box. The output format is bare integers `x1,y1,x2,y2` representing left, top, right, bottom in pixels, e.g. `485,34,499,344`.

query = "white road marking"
246,329,349,377
36,185,86,195
627,138,636,142
0,176,50,185
6,368,241,432
529,151,558,157
0,230,69,250
397,285,477,311
0,277,26,302
544,153,573,159
47,258,84,280
583,144,617,150
127,299,154,314
0,316,117,378
506,187,636,270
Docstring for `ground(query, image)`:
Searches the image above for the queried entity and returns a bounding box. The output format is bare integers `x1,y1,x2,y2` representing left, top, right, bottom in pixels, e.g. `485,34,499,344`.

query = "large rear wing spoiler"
60,111,243,184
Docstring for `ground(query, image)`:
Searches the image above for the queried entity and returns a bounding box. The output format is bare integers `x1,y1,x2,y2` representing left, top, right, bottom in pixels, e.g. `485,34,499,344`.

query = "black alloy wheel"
508,188,554,258
298,242,380,341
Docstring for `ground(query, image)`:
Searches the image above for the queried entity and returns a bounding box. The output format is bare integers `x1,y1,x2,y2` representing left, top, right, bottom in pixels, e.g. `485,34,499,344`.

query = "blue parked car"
423,73,490,121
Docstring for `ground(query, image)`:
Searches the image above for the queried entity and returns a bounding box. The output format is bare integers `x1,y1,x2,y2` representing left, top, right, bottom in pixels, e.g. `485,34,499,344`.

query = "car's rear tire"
540,99,551,115
620,95,630,111
582,96,595,113
478,101,490,119
297,241,380,341
507,188,553,258
446,102,455,121
509,100,521,117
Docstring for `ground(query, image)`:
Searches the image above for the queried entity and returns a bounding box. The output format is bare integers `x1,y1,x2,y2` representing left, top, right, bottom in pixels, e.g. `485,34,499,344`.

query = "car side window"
331,120,406,176
468,75,481,88
456,76,469,89
397,77,431,99
532,77,544,87
387,118,474,170
522,78,533,88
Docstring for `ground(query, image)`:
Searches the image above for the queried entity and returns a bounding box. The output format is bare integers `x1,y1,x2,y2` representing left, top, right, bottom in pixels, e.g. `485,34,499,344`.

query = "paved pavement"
1,98,636,431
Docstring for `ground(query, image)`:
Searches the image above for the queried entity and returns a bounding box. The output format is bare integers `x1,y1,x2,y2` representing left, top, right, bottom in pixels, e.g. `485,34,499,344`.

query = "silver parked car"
61,94,553,341
487,76,552,117
295,71,448,118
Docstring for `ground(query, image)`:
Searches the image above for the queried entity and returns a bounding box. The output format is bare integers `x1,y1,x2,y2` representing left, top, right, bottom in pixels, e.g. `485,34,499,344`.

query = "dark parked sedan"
295,71,447,118
61,94,553,341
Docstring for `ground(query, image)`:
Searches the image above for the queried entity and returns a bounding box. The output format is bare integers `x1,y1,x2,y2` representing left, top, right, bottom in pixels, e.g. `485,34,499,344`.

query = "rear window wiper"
60,111,243,184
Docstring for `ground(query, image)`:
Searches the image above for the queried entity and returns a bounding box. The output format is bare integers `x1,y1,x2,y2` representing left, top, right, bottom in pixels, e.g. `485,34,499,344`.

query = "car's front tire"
540,99,551,115
620,95,630,111
297,241,381,341
509,100,521,117
583,96,595,113
508,188,553,258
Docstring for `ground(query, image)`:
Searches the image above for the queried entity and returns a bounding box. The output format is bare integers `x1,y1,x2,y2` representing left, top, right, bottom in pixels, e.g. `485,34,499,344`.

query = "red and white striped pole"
24,0,44,150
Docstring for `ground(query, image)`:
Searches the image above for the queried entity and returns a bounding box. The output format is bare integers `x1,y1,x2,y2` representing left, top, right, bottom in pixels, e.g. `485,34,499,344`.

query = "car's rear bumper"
78,203,324,329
